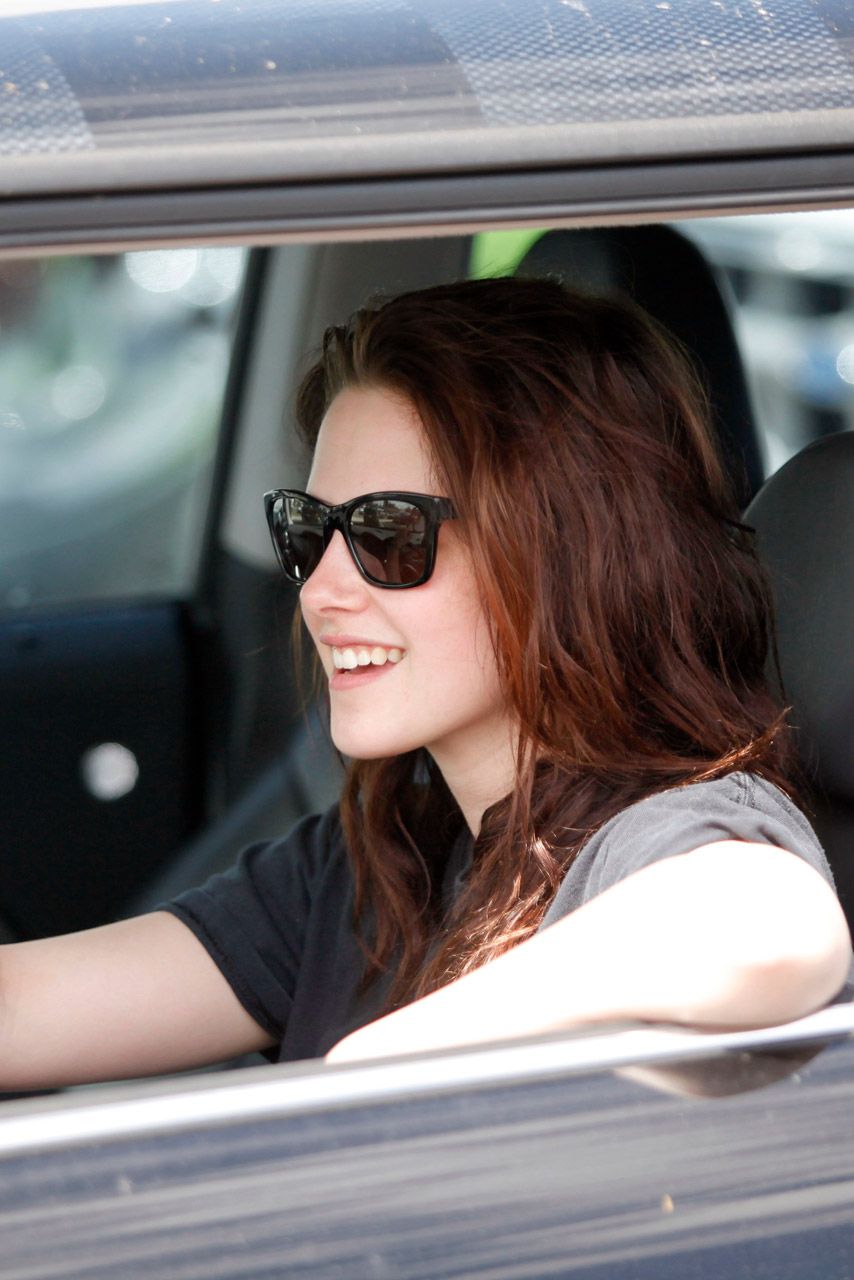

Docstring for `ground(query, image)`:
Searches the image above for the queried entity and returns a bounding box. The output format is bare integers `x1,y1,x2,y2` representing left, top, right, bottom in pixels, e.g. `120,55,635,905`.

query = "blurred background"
0,245,246,612
2,210,854,617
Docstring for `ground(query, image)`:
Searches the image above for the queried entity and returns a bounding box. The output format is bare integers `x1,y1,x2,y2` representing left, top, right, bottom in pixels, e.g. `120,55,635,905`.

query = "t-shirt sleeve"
596,773,833,898
543,773,854,1003
159,806,343,1045
545,773,838,921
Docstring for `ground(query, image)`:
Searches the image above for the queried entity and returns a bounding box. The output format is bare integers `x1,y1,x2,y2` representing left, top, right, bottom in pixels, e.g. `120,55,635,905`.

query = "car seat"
745,432,854,925
514,225,764,504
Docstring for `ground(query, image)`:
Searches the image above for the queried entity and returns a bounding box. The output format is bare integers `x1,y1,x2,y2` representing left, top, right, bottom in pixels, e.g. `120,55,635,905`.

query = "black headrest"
515,226,764,505
746,432,854,802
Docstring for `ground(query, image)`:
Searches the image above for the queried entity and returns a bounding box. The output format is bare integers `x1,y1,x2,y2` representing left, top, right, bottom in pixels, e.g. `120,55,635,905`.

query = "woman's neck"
428,715,520,837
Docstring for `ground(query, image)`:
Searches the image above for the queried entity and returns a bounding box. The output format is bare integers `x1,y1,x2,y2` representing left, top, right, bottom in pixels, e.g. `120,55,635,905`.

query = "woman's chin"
329,727,416,761
330,721,425,757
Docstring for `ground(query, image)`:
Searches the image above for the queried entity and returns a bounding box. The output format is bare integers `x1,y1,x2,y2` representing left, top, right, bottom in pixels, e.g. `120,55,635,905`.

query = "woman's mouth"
329,644,404,690
332,645,403,670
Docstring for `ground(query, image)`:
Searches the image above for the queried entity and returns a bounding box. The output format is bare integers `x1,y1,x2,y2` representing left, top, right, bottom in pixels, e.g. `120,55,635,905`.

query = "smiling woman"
0,275,850,1090
275,277,852,1041
299,385,510,811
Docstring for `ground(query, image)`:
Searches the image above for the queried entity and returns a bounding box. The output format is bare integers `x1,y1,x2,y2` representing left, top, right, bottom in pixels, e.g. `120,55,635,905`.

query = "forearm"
327,842,852,1063
0,915,274,1090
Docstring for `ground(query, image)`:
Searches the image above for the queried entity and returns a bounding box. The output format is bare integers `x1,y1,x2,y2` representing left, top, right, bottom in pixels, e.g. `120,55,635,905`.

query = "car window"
472,211,854,485
0,246,247,612
678,211,854,475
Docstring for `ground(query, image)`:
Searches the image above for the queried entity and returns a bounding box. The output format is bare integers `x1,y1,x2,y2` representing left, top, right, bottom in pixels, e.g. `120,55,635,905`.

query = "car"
1,0,853,1275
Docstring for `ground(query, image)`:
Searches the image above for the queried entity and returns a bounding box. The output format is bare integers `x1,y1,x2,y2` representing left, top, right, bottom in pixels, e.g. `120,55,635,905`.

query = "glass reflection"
0,247,247,610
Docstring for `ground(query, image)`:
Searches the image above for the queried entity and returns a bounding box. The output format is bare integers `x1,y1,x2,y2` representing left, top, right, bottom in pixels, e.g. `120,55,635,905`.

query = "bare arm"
0,912,275,1090
327,842,853,1063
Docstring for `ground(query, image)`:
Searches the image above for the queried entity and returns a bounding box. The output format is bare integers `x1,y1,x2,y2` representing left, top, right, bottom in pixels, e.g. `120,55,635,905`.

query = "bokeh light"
125,249,199,293
835,343,854,386
80,742,140,802
50,365,107,421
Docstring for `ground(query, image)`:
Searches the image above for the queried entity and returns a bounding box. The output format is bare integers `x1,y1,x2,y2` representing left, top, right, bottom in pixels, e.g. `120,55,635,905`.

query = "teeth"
332,645,403,670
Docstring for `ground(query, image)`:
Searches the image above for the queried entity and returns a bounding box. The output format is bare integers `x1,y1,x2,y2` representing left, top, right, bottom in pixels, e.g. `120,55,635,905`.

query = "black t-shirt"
163,773,851,1062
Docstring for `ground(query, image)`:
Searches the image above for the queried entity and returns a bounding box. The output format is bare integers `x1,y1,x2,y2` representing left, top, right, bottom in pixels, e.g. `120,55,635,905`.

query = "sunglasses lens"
350,498,428,585
275,494,326,582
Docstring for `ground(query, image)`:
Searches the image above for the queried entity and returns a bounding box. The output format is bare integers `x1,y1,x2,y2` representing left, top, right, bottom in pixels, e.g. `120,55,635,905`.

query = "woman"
0,278,849,1088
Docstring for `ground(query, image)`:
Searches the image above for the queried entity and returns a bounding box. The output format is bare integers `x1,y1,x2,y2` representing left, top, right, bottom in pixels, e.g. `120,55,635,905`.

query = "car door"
0,245,262,939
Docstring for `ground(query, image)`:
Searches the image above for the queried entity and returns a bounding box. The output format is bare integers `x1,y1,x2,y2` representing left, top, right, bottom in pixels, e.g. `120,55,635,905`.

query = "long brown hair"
295,276,797,1005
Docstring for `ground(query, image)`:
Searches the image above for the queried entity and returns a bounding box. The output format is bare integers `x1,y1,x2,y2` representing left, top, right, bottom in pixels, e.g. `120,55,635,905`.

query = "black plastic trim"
183,248,283,814
197,246,270,603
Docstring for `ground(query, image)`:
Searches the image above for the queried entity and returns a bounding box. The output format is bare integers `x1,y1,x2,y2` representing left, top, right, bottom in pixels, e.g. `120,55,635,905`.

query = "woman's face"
299,385,512,780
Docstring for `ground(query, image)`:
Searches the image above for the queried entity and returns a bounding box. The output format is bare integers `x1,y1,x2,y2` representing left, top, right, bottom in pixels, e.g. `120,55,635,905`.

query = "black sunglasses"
264,489,457,588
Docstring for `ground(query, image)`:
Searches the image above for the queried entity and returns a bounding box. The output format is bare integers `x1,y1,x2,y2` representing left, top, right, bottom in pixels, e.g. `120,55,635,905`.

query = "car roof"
1,0,853,251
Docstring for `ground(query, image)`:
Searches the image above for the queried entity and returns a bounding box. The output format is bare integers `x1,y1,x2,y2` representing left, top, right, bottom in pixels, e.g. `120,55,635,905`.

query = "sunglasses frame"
264,488,457,589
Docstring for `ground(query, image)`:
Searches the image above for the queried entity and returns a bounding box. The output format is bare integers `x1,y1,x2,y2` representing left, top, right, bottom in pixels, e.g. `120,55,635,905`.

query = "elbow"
709,892,852,1029
652,844,853,1030
756,904,851,1023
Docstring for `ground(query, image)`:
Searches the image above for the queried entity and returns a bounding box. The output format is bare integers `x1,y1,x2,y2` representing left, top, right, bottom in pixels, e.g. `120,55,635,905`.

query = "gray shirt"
541,771,834,924
164,772,850,1062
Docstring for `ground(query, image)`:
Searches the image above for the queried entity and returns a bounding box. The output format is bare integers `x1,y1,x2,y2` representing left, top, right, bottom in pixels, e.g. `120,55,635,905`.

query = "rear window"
471,210,854,486
679,211,854,475
0,246,246,612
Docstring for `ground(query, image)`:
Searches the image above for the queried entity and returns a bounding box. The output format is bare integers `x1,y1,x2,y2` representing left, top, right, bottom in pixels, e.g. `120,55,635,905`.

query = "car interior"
1,215,853,1077
4,4,854,1275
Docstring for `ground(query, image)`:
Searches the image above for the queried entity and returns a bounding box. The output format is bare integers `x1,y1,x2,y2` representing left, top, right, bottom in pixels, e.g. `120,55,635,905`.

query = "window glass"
472,211,854,484
0,246,246,612
677,211,854,476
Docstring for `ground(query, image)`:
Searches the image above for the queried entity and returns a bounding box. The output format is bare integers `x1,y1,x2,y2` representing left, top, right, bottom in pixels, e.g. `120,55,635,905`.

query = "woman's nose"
298,530,368,612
